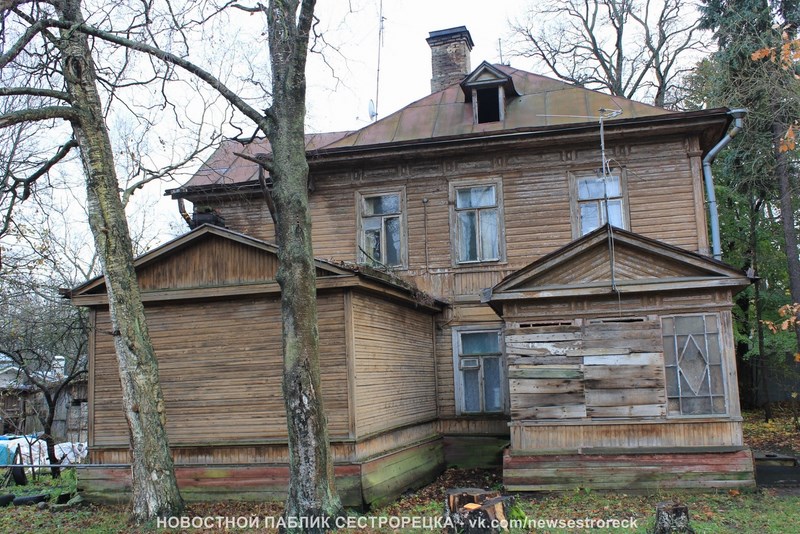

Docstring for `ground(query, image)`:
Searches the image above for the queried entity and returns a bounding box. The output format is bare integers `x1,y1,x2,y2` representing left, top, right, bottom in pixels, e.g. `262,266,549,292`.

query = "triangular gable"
488,225,750,300
460,61,520,101
71,225,352,297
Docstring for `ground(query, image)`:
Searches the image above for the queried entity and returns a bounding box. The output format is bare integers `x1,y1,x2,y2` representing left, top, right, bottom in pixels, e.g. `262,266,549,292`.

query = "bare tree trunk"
266,0,342,528
57,0,183,521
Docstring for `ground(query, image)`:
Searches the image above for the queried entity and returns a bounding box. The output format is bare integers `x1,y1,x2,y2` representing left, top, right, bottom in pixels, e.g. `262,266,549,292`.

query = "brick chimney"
427,26,474,93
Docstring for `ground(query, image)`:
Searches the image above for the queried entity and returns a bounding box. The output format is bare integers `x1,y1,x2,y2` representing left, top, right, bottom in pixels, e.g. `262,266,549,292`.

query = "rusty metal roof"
173,65,676,194
176,131,352,190
326,64,669,149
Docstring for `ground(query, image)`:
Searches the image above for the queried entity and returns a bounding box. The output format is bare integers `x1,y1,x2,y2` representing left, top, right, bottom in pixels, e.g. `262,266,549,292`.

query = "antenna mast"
373,0,385,122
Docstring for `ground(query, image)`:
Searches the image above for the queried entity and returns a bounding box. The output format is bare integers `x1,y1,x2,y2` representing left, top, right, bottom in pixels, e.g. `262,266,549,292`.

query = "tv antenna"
372,0,385,122
538,107,623,290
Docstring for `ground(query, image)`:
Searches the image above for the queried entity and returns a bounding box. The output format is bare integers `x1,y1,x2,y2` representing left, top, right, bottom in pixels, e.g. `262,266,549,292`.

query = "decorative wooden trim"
87,309,96,447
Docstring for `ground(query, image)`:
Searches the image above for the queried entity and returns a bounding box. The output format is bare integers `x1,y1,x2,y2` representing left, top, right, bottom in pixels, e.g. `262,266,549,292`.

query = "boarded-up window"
454,329,505,414
662,314,726,416
357,191,404,267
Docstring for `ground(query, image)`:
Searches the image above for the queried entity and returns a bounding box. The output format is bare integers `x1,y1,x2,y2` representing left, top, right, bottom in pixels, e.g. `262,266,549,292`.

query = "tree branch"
0,106,79,128
0,87,72,102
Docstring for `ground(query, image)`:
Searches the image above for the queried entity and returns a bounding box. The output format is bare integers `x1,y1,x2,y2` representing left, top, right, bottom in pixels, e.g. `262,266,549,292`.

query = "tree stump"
654,501,695,534
444,488,513,533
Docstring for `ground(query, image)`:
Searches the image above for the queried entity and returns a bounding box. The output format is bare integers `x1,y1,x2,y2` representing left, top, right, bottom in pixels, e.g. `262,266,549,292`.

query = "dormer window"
475,87,501,123
461,61,519,125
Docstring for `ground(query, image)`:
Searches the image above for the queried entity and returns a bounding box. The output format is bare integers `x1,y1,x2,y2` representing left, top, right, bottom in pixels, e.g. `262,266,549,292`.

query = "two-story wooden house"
71,27,755,506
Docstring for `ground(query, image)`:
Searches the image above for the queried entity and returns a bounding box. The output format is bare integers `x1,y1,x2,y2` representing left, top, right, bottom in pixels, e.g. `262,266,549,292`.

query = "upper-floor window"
357,191,405,268
572,171,628,237
662,314,727,417
453,182,503,264
453,328,505,415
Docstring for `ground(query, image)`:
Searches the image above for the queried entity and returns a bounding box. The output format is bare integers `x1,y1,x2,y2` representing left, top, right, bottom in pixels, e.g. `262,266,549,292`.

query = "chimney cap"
426,26,474,49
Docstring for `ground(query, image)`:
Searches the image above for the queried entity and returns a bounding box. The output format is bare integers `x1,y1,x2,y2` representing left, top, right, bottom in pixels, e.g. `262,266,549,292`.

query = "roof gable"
489,225,750,300
460,61,519,101
71,225,352,297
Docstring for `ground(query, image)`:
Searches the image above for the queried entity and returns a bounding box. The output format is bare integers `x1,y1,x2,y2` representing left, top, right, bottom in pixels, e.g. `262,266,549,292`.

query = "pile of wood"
444,488,514,533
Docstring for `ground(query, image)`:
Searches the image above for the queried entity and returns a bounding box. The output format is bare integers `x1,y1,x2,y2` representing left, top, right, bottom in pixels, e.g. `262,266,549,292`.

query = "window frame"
569,168,630,239
661,313,729,418
449,179,506,266
355,188,407,269
452,326,508,416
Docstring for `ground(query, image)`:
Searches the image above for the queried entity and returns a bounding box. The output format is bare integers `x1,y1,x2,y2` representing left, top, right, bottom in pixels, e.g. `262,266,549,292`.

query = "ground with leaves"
743,406,800,455
2,416,800,533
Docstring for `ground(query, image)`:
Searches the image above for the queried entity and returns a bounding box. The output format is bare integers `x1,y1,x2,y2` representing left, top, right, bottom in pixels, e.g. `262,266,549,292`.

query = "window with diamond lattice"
662,314,726,416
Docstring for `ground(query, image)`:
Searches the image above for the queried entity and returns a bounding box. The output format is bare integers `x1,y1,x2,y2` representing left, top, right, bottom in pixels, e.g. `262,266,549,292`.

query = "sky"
305,0,532,133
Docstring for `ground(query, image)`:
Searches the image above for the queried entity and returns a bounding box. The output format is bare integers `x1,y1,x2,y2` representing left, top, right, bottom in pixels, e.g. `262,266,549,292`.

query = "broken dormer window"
475,87,501,123
461,61,519,125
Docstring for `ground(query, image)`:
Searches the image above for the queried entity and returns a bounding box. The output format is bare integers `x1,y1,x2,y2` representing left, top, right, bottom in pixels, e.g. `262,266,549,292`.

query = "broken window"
662,314,727,416
573,172,627,236
454,329,505,414
454,183,502,263
476,87,501,123
357,191,405,268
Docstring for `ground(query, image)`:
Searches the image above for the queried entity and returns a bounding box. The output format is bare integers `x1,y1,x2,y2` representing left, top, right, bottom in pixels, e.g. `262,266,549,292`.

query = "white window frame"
569,169,630,239
452,327,507,415
450,179,505,266
661,313,729,418
355,188,407,269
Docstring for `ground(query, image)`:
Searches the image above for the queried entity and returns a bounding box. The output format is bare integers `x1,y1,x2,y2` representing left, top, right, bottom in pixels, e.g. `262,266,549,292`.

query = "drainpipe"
703,108,747,260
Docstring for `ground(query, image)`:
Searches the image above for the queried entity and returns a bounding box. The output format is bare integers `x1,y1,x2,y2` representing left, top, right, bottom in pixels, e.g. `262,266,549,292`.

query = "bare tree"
1,0,185,520
3,0,343,524
510,0,706,108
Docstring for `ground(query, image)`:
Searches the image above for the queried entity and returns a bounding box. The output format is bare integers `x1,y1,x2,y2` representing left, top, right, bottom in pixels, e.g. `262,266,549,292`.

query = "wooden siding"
91,293,349,446
351,291,437,437
504,448,755,491
135,234,279,291
209,136,705,302
510,420,743,450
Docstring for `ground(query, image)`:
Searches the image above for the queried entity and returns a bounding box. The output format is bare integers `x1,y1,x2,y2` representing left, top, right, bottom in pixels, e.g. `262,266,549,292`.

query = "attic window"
475,87,501,123
472,85,505,124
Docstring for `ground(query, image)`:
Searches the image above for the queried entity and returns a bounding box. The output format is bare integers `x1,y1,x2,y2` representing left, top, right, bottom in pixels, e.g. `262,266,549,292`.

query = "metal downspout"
702,108,747,260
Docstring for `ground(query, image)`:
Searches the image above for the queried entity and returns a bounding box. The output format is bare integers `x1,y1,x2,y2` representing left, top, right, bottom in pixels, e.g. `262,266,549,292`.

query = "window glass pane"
577,178,605,200
461,332,500,355
580,203,600,235
682,397,711,415
480,209,499,260
707,333,721,364
384,217,401,266
605,175,621,196
458,211,478,262
676,316,705,335
709,365,725,395
364,228,381,263
364,194,399,215
662,317,674,335
664,366,679,396
463,369,481,412
457,186,495,208
606,199,624,228
483,358,503,412
713,396,726,413
705,315,719,333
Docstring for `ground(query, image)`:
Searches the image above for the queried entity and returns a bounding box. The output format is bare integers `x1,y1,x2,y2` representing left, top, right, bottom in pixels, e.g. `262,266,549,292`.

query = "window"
475,87,501,123
357,191,404,268
573,172,627,236
454,329,505,414
453,183,502,263
662,314,727,416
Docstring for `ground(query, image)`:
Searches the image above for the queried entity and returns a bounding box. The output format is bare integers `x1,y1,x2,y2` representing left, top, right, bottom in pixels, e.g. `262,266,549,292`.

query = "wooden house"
73,26,755,505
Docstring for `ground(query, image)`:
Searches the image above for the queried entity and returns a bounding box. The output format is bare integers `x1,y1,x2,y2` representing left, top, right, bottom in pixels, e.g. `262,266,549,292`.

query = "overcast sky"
305,0,531,133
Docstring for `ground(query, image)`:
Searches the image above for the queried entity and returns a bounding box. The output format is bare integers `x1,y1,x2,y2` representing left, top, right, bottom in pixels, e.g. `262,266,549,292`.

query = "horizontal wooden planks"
351,292,437,437
91,292,349,447
505,321,666,422
503,448,755,491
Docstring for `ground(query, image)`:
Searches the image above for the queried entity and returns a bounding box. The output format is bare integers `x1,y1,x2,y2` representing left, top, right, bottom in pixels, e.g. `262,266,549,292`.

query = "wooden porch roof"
68,225,444,311
484,225,751,307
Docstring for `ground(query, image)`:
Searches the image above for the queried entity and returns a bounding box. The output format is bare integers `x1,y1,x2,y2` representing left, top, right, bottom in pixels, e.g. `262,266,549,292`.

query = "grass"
1,412,798,532
0,472,798,532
